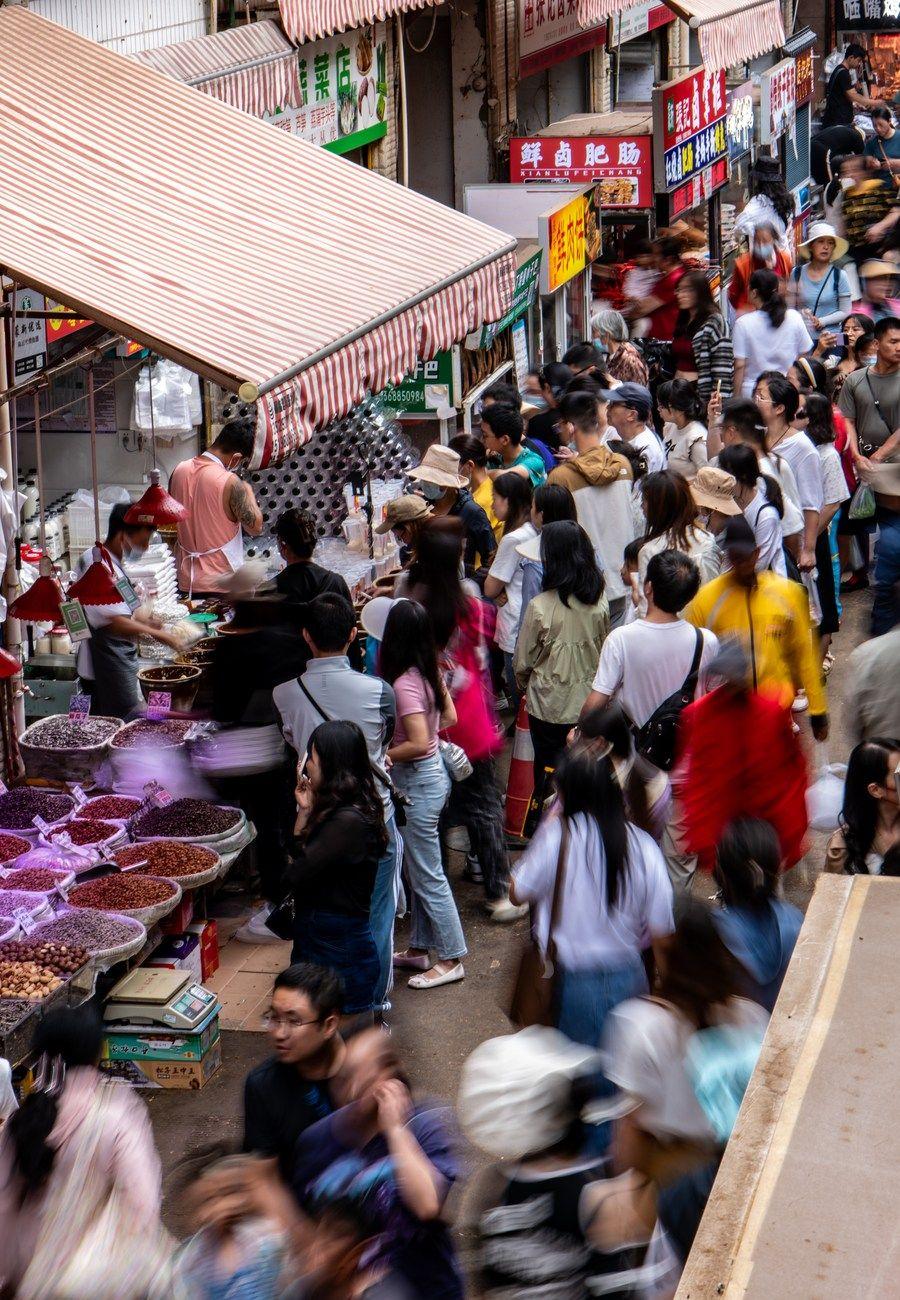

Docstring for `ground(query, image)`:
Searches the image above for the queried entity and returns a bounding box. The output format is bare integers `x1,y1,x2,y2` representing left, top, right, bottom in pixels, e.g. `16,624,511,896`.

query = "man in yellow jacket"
684,516,828,739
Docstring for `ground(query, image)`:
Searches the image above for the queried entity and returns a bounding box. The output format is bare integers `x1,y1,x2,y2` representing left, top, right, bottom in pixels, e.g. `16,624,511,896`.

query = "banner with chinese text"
835,0,900,28
510,136,654,207
519,0,607,77
653,68,727,194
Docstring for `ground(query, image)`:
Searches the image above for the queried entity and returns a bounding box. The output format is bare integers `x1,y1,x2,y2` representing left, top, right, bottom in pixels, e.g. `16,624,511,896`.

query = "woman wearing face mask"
728,221,794,318
74,503,184,719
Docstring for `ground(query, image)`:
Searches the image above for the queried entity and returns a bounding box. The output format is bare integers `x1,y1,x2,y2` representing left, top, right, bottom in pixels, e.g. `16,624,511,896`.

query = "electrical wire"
404,7,437,54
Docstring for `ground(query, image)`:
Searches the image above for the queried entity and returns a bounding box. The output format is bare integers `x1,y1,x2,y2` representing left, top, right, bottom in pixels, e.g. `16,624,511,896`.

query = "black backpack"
632,628,704,772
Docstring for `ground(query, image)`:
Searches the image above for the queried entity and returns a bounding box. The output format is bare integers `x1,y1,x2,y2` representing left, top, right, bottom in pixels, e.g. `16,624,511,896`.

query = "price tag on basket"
71,784,87,808
12,906,36,936
32,815,52,835
69,693,91,721
55,877,70,902
146,691,172,721
142,779,172,808
0,780,7,796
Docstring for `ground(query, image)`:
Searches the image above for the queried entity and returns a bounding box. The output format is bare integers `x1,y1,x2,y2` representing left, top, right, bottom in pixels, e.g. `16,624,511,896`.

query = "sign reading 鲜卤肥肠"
510,136,654,208
653,68,727,195
726,82,755,162
760,59,796,144
477,251,543,348
835,0,900,27
262,24,387,154
538,187,601,295
518,0,607,78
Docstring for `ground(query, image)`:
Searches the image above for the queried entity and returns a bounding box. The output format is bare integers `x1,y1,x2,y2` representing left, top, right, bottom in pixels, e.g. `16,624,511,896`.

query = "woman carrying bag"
790,223,852,342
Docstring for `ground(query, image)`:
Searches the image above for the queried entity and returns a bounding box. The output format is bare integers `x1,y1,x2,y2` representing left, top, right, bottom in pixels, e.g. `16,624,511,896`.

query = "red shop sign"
669,157,729,217
794,49,814,105
510,136,654,208
653,67,727,194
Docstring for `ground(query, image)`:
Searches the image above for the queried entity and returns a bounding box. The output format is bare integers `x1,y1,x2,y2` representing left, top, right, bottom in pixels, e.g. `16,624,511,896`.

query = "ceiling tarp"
579,0,784,69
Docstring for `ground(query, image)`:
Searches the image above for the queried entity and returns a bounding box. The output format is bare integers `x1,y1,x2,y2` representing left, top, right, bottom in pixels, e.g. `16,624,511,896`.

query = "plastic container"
67,498,113,559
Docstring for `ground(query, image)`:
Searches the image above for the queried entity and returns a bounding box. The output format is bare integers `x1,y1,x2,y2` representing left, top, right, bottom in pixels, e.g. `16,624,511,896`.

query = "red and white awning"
278,0,437,44
136,21,301,117
580,0,784,69
0,8,515,469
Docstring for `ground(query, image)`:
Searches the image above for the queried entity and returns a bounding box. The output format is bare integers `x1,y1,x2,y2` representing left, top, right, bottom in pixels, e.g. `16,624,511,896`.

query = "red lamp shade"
124,470,187,527
9,557,65,624
67,547,124,606
0,649,20,679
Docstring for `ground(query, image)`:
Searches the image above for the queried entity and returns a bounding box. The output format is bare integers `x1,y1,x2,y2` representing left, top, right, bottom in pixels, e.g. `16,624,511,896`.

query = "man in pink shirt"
170,422,263,597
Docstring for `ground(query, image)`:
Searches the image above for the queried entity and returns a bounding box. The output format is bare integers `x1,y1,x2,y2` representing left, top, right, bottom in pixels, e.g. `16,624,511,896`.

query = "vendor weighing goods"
104,966,217,1031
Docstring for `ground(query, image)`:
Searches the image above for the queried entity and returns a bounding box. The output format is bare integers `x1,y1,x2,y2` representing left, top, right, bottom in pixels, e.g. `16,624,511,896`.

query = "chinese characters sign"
613,0,675,42
378,351,460,414
760,59,796,144
794,49,814,104
539,188,600,294
12,290,46,385
477,251,542,348
836,0,900,27
510,136,653,208
262,24,387,154
653,68,727,195
519,0,607,78
669,159,729,217
46,300,91,342
726,82,754,162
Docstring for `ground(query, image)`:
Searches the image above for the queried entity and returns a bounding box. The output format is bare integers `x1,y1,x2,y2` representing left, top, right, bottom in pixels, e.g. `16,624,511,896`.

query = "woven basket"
19,715,123,784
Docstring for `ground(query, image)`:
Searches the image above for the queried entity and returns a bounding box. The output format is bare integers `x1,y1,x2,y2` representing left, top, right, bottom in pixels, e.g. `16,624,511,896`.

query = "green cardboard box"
102,1006,219,1062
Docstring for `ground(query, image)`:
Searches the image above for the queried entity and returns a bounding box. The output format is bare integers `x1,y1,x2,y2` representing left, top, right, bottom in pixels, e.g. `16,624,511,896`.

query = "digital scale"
104,967,217,1031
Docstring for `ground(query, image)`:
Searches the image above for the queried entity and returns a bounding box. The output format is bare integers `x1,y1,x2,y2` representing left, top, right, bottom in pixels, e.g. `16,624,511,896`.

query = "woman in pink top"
0,1006,165,1298
381,599,466,990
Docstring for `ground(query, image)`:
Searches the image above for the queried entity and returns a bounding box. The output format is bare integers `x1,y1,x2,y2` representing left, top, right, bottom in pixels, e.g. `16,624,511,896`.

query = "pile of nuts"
60,820,119,846
83,795,142,820
0,834,31,864
114,841,218,878
0,960,61,998
0,939,87,974
133,799,239,839
111,720,191,749
0,890,45,917
69,874,177,911
1,867,69,892
0,788,74,830
27,717,120,749
35,911,141,952
0,998,34,1032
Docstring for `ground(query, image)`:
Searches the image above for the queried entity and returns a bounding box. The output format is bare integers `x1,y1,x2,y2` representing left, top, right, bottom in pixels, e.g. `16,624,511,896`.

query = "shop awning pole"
0,299,24,739
87,367,101,544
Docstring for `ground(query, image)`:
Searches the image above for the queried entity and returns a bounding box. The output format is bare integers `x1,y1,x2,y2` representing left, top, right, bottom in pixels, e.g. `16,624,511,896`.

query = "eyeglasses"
261,1012,323,1031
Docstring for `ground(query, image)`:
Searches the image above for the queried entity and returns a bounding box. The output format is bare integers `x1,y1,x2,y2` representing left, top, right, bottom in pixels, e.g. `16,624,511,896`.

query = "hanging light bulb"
124,468,187,528
8,557,65,624
67,545,124,607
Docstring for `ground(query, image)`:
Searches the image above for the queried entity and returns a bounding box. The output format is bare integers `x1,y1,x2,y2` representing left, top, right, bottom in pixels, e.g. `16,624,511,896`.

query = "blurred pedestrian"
852,258,900,323
727,210,792,318
826,737,900,874
577,701,672,840
732,270,813,399
672,270,733,403
638,235,685,342
844,610,900,742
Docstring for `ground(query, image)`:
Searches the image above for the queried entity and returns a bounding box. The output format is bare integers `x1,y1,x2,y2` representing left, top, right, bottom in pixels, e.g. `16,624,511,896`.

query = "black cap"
721,515,758,555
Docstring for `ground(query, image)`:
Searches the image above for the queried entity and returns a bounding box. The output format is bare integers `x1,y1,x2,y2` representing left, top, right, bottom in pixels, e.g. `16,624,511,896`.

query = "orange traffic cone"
504,699,534,841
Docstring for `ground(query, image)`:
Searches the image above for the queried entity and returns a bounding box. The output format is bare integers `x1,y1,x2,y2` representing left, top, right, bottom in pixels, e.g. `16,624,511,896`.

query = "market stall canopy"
578,0,784,70
277,0,437,43
0,8,515,468
135,20,301,117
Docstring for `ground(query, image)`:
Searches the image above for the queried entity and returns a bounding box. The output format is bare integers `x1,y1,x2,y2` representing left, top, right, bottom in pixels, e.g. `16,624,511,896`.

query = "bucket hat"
407,444,468,490
798,221,849,262
373,494,433,535
690,466,741,517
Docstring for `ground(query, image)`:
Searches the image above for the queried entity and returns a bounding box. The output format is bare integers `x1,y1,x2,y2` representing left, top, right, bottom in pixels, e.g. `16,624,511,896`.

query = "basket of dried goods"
52,819,127,852
79,794,142,822
0,917,16,943
0,866,75,897
110,718,191,751
68,873,182,927
19,715,123,784
113,840,221,891
32,909,146,969
137,664,202,713
0,834,31,869
0,889,53,923
130,798,244,849
0,938,88,980
0,997,39,1062
0,788,74,841
0,959,62,1001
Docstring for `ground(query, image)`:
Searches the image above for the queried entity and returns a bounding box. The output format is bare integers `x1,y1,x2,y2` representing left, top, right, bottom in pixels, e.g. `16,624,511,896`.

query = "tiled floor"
204,915,291,1030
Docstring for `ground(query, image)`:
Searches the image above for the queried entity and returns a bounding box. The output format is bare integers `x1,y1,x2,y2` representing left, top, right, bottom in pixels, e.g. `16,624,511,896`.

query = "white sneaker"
791,690,809,713
487,896,528,923
233,905,284,945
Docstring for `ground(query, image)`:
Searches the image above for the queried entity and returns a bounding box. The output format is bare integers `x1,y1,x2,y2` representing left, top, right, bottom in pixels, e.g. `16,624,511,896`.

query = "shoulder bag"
508,821,569,1028
632,628,704,772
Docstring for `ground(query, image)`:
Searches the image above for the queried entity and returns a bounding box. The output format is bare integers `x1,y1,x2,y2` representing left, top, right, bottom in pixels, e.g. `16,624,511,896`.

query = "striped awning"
0,8,515,469
278,0,437,44
579,0,784,69
136,21,301,118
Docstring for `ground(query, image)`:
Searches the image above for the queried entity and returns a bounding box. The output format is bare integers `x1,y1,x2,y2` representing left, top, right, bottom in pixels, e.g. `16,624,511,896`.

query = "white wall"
451,0,491,209
24,0,208,53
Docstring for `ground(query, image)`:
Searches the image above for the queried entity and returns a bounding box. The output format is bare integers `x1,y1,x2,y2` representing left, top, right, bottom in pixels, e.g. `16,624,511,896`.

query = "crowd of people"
4,104,900,1298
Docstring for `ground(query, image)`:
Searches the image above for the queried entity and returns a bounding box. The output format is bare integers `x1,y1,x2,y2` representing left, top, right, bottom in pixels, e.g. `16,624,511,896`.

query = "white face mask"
123,542,147,562
755,242,774,262
418,481,444,501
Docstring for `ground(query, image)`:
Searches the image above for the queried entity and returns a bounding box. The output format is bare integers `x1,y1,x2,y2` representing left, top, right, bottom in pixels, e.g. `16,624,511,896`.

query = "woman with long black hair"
670,271,733,405
290,719,388,1016
657,377,709,479
732,269,813,399
635,470,720,614
380,599,466,990
511,743,673,1052
514,520,609,792
827,738,900,874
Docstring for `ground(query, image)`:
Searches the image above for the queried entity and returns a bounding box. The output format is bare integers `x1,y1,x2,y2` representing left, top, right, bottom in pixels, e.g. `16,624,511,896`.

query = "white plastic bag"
806,754,847,832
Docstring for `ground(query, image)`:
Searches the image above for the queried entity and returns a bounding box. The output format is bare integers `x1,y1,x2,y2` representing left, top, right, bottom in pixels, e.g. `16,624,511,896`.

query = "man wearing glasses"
243,963,346,1179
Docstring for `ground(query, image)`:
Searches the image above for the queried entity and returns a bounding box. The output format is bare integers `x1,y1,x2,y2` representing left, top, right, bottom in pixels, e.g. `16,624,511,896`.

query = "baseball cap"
373,494,433,535
599,381,653,418
721,514,758,555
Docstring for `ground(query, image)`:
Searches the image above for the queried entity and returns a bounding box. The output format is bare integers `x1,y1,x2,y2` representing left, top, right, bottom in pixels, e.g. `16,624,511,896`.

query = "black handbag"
263,894,295,941
632,628,703,772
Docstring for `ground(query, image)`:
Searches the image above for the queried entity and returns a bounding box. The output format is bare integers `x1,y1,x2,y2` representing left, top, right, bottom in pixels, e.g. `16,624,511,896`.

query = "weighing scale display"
105,968,217,1031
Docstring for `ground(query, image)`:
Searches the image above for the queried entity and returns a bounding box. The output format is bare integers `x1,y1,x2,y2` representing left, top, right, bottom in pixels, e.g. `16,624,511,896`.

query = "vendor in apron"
75,504,183,719
169,422,263,598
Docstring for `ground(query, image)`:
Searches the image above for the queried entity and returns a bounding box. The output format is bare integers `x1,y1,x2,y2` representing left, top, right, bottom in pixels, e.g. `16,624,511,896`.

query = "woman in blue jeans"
380,599,467,990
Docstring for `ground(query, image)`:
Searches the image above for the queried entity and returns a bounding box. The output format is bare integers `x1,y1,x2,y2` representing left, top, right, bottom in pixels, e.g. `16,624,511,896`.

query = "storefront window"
864,33,900,101
565,274,587,347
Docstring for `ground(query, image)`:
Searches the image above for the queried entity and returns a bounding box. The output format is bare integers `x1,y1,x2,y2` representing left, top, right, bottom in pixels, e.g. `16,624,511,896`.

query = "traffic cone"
504,699,534,841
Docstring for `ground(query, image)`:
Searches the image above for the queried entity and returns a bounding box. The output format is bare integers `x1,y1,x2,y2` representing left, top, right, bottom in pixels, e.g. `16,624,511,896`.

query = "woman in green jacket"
515,520,609,801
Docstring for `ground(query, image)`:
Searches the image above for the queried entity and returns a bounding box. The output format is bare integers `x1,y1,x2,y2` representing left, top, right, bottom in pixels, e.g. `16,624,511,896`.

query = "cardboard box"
99,1036,221,1089
160,893,194,935
102,1006,220,1062
146,932,202,983
186,919,219,980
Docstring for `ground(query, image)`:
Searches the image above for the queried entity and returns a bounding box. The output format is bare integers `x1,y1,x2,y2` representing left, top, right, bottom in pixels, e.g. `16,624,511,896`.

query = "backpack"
632,628,703,772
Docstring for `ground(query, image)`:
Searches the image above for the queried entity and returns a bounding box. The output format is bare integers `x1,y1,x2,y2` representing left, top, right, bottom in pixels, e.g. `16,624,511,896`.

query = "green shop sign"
378,350,460,415
475,250,542,349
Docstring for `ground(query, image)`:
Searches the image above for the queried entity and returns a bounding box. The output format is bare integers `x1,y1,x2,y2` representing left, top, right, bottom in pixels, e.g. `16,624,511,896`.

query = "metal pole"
32,392,48,555
87,367,101,543
0,295,24,737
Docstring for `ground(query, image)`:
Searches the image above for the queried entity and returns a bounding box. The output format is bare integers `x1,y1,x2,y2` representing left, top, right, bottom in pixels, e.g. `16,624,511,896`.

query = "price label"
146,691,172,721
12,906,37,936
154,788,173,807
71,784,87,807
60,598,92,644
115,575,140,612
69,694,91,721
33,815,52,834
55,877,70,901
0,780,7,796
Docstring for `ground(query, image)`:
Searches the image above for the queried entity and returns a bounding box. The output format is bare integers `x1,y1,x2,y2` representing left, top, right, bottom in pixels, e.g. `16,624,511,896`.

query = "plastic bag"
806,757,848,832
848,482,876,521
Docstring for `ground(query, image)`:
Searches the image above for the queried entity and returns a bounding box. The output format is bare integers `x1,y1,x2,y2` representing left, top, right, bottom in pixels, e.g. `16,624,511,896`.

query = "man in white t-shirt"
603,383,667,474
582,549,719,900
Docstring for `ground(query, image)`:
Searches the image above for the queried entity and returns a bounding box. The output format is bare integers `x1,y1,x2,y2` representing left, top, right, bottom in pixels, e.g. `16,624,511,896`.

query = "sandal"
408,963,465,989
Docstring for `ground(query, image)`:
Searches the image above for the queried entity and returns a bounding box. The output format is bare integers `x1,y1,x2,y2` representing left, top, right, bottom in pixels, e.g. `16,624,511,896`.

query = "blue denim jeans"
872,508,900,637
292,910,379,1015
370,815,401,1012
393,754,466,961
